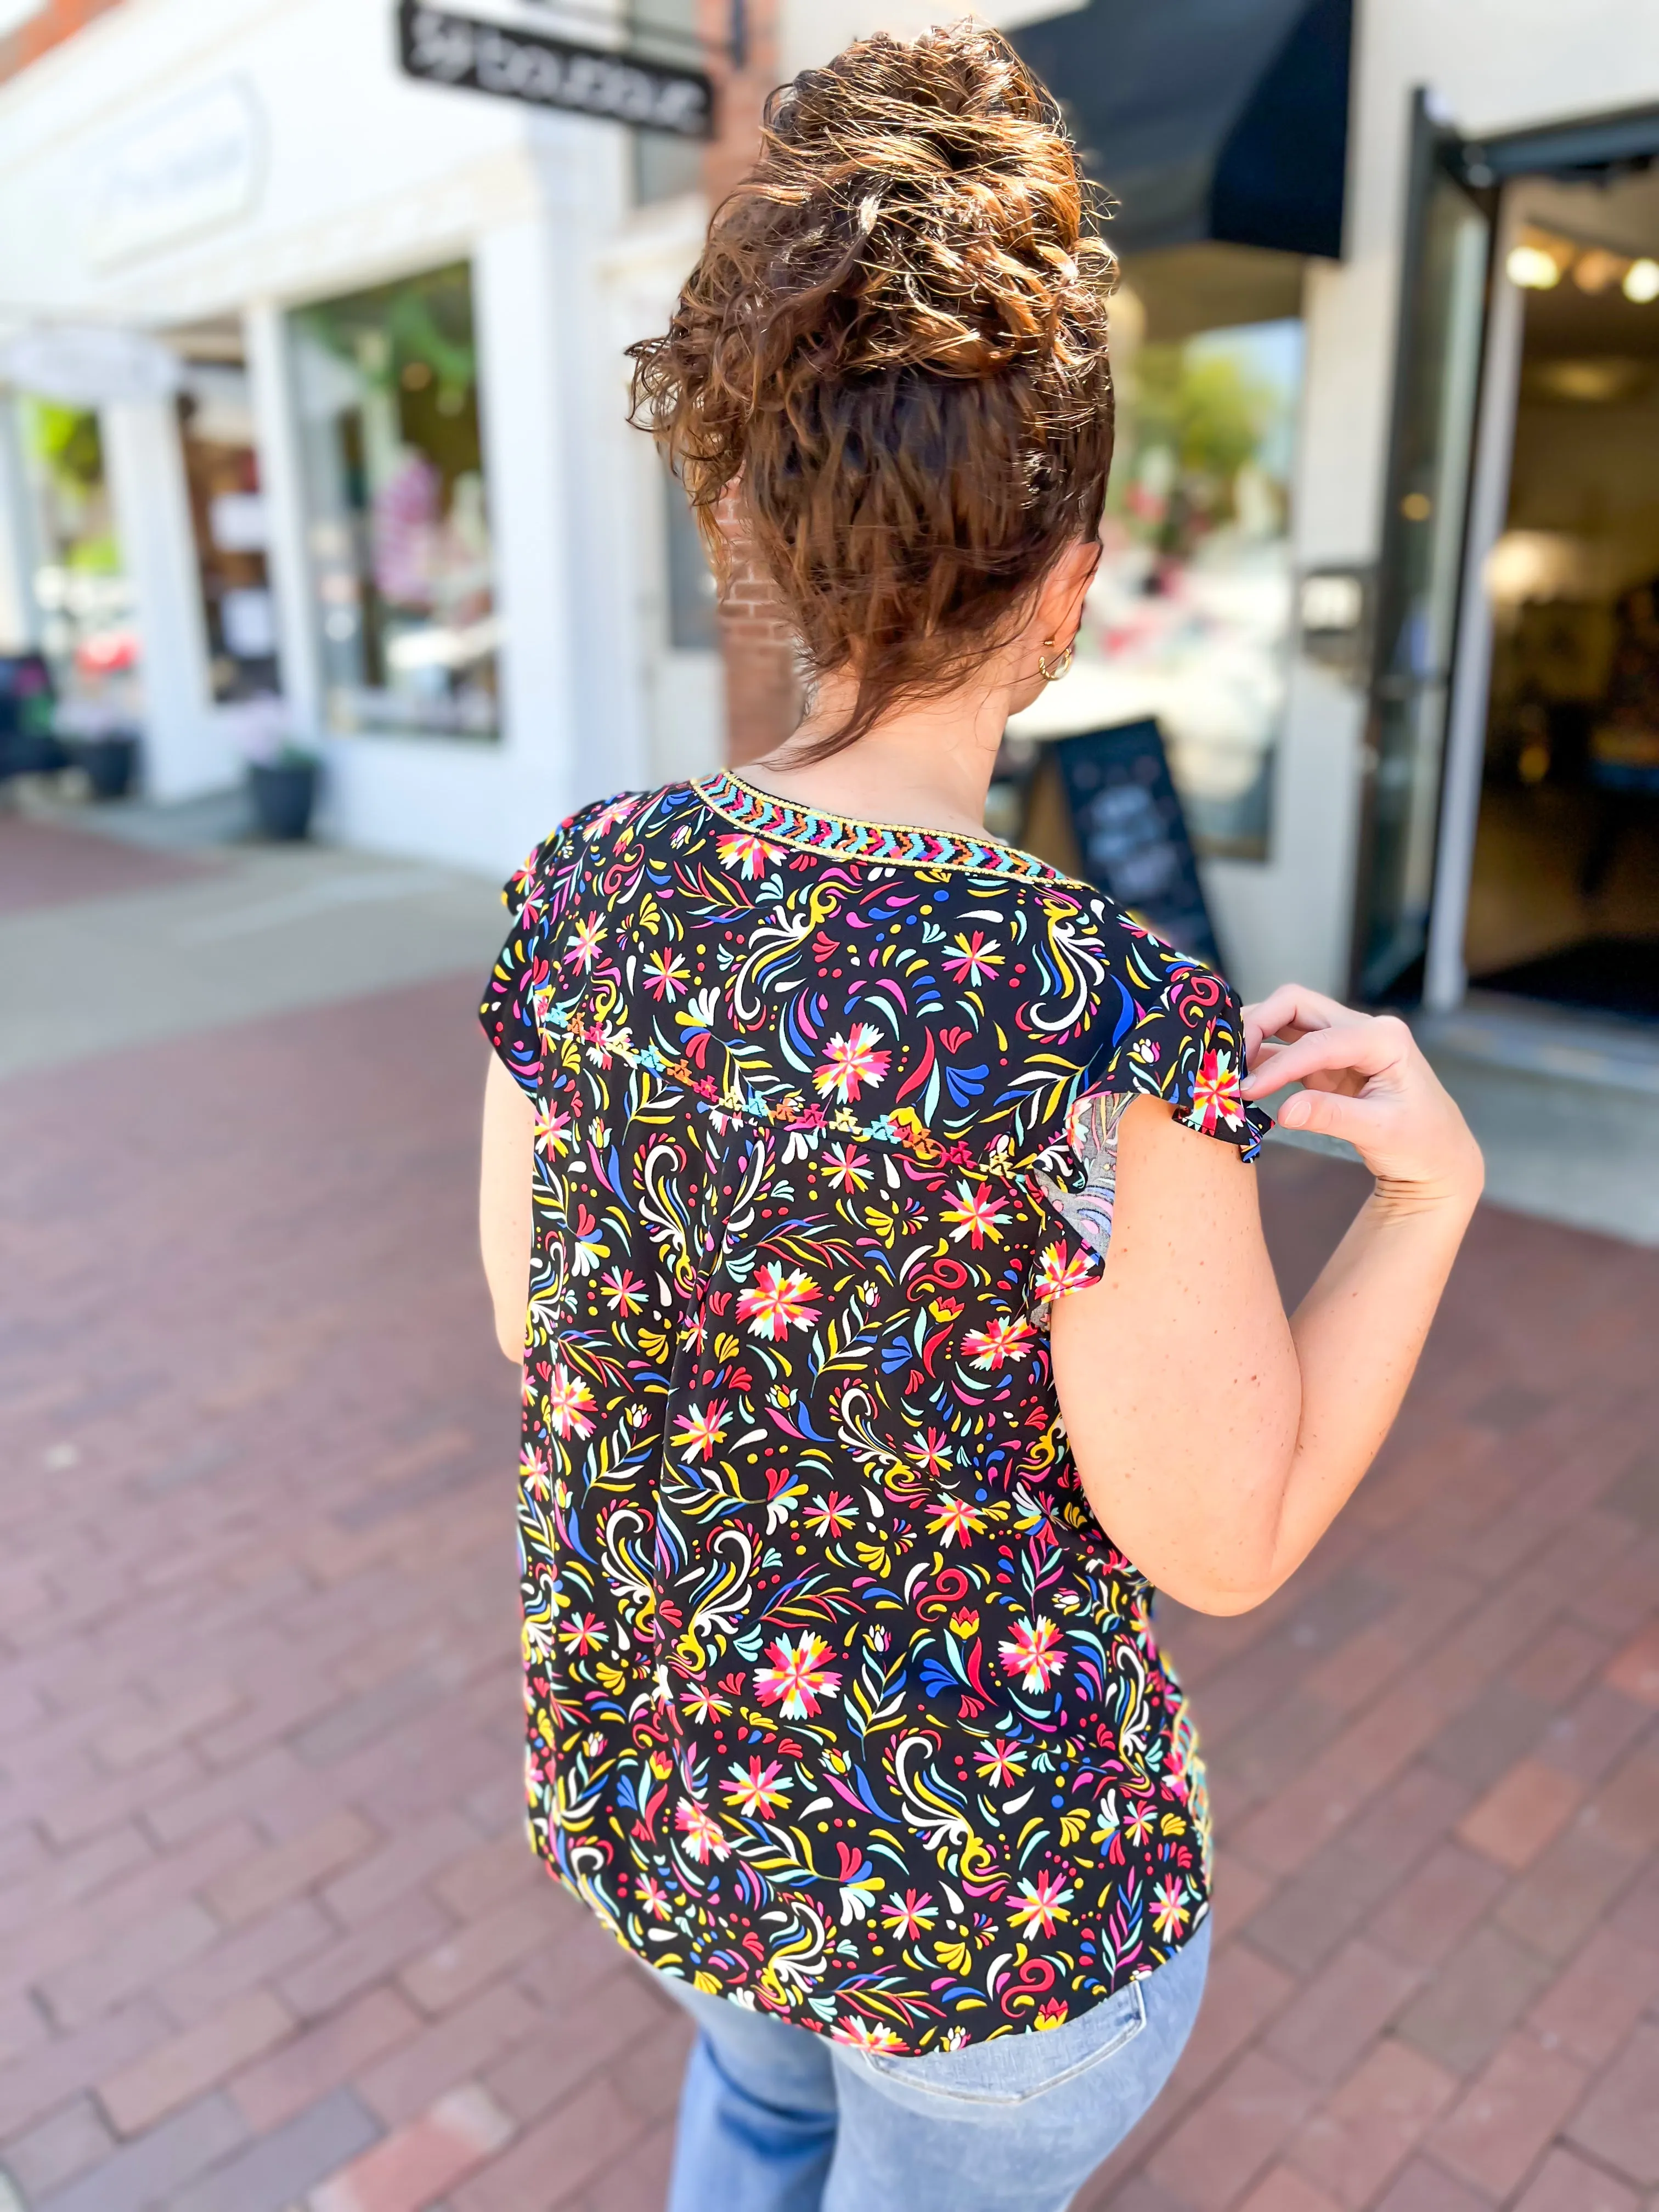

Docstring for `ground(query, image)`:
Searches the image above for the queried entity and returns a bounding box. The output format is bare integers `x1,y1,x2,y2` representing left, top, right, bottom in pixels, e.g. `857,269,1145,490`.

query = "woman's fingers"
1240,1014,1412,1099
1242,984,1351,1063
1275,1086,1380,1141
1244,985,1482,1202
1248,991,1353,1040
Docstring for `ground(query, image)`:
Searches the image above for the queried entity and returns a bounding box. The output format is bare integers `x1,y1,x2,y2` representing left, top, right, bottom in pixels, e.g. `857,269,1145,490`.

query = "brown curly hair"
627,20,1116,757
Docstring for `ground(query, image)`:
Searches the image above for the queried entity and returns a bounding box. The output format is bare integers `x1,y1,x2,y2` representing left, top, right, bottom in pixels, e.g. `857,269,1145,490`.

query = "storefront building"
772,0,1659,1039
3,0,1658,1043
0,0,732,872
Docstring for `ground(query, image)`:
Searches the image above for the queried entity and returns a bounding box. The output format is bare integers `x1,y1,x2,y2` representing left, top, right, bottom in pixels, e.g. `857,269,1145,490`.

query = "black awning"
1011,0,1352,261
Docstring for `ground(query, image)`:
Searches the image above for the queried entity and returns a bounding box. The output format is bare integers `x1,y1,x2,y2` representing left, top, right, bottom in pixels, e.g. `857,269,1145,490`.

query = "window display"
14,396,138,715
1011,246,1306,860
629,0,704,203
177,349,281,703
290,262,498,740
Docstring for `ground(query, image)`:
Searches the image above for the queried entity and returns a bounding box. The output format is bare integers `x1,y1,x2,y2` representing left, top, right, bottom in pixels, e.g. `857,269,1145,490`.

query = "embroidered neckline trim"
693,769,1076,884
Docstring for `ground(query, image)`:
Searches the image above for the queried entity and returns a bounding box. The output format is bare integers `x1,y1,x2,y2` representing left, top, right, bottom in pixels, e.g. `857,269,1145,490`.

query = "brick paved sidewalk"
1,974,1656,2212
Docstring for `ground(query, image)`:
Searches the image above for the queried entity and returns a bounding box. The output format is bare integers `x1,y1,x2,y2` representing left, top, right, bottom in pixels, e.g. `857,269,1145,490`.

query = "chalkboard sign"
1053,720,1223,970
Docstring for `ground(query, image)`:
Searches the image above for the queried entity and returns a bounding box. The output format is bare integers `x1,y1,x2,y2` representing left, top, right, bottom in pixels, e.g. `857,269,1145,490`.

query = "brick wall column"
0,0,124,85
697,0,803,764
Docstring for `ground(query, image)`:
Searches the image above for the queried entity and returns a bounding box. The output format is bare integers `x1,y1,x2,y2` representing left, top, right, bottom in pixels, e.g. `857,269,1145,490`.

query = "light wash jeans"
661,1918,1210,2212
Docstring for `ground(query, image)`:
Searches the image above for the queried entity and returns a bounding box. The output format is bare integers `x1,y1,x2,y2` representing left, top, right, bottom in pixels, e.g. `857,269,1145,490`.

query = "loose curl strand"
627,20,1116,759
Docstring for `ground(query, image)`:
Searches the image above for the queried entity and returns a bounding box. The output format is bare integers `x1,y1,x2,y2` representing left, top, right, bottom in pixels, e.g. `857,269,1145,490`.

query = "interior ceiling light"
1508,244,1563,290
1624,258,1659,303
1529,357,1650,404
1573,249,1626,294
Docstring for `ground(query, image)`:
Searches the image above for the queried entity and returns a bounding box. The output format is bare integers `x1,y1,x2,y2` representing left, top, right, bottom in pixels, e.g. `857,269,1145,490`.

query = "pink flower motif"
940,1180,1011,1249
1187,1048,1243,1134
642,947,690,1001
716,831,783,878
941,930,1003,986
999,1616,1066,1694
1008,1870,1074,1939
1033,1244,1097,1301
546,1364,596,1439
562,914,605,973
670,1398,729,1463
674,1799,730,1864
962,1316,1035,1370
830,2016,906,2049
880,1889,936,1942
721,1756,792,1819
735,1266,821,1340
1152,1876,1190,1941
813,1024,891,1103
753,1632,841,1719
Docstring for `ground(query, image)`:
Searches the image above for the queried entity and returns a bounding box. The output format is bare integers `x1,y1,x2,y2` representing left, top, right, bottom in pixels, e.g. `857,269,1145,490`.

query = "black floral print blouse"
480,771,1267,2053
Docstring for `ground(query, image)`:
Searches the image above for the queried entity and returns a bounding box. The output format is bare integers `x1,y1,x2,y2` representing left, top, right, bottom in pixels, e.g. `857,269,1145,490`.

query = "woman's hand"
1240,986,1483,1212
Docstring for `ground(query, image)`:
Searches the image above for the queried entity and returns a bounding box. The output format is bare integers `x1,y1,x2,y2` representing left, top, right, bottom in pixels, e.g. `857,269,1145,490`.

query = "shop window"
177,349,281,703
290,262,498,741
630,0,704,205
664,472,718,651
13,395,138,715
1013,243,1306,861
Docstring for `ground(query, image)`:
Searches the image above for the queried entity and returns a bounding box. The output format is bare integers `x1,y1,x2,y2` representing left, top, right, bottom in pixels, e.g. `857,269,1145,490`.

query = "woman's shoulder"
501,783,696,911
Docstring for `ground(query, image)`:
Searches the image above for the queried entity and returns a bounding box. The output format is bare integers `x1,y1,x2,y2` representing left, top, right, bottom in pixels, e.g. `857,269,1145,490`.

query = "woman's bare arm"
479,1052,535,1362
1052,993,1482,1615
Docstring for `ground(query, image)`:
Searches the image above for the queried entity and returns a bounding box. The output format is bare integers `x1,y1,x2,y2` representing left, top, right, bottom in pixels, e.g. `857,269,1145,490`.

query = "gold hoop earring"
1037,637,1075,683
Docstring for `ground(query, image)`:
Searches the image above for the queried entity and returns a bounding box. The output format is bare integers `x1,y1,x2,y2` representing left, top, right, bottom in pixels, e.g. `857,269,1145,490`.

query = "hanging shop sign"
397,1,714,139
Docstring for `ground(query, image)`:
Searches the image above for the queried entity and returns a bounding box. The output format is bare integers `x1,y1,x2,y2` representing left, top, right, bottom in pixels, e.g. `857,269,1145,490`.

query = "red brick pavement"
0,819,219,916
1,977,1656,2212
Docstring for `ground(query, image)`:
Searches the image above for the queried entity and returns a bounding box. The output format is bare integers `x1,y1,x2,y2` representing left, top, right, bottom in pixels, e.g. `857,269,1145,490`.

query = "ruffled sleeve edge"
1081,1006,1272,1165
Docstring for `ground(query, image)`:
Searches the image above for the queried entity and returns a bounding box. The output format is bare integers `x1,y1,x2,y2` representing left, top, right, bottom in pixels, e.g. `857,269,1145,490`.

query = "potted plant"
230,697,321,841
52,695,138,799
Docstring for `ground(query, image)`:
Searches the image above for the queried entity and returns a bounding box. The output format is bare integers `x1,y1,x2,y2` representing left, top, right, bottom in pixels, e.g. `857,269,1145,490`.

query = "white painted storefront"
0,0,724,876
4,0,1659,1009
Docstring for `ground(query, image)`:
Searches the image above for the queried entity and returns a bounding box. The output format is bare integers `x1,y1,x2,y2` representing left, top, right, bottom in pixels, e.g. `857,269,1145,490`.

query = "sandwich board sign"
1053,720,1223,971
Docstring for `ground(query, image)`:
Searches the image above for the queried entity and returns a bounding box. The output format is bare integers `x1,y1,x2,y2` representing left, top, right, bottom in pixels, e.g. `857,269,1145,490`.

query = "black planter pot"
249,758,318,841
73,732,140,800
1,729,71,778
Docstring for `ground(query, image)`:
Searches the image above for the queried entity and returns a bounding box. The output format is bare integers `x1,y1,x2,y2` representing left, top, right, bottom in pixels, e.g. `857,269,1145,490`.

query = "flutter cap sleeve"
1084,943,1270,1161
478,829,566,1098
1033,940,1271,1286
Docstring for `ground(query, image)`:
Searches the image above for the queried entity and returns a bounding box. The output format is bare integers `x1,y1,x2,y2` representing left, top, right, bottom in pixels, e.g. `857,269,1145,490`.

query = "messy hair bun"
628,20,1115,755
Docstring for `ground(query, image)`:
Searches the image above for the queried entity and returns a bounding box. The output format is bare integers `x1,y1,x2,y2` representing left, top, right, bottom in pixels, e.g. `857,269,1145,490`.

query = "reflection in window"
177,349,281,703
14,396,138,714
629,0,704,204
664,472,718,651
290,263,498,741
1011,244,1306,860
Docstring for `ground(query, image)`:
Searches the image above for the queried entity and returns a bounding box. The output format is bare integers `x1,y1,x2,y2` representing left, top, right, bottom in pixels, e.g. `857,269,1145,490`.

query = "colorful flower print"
753,1632,842,1719
735,1266,822,1340
814,1024,893,1103
479,772,1268,2055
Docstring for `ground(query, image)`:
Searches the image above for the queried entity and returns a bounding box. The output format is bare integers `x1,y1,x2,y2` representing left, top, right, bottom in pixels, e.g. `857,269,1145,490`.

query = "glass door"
1353,96,1496,1000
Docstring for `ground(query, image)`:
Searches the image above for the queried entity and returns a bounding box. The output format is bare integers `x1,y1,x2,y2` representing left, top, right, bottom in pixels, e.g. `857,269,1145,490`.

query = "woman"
478,25,1481,2211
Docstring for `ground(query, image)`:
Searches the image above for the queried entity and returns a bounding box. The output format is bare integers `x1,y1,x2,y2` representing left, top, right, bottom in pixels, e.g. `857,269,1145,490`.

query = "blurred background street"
5,0,1659,2206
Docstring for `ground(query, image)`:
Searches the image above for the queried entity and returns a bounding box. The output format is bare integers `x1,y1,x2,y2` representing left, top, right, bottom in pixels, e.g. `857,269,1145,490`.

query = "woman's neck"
739,667,1012,840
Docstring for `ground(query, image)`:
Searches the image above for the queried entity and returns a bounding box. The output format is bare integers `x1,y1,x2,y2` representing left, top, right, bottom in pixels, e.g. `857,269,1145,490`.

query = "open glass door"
1353,96,1496,1000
